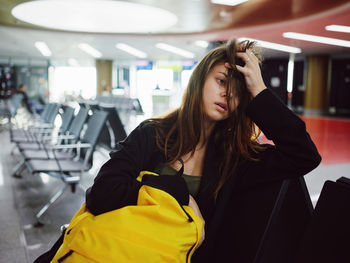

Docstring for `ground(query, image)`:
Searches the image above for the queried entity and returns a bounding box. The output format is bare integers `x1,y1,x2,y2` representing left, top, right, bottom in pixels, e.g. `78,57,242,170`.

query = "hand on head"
225,50,267,98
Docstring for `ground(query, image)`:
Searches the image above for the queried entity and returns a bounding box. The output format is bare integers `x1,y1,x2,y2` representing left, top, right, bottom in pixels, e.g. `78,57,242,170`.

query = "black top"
85,89,321,262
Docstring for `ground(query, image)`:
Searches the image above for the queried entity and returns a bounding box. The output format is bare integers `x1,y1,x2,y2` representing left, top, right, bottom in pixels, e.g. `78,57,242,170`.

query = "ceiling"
0,0,349,66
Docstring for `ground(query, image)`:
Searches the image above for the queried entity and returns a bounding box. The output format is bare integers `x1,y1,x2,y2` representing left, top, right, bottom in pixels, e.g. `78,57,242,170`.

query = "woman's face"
202,63,238,122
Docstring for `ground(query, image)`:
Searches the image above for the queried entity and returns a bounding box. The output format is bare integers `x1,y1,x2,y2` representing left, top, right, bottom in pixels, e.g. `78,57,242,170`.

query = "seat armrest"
50,143,92,150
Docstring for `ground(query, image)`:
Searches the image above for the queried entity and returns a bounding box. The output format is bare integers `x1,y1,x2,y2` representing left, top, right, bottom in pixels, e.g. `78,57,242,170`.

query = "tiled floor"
0,115,350,262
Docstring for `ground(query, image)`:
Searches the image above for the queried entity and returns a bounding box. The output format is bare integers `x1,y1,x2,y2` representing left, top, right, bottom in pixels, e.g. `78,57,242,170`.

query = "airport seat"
10,103,60,143
17,106,87,152
98,102,127,150
294,177,350,263
131,98,144,114
25,109,108,224
210,176,313,263
11,107,88,177
252,177,313,263
14,105,74,147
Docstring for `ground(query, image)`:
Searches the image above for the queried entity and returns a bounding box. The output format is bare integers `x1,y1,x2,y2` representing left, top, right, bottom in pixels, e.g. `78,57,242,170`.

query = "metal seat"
10,103,61,143
24,109,108,225
98,102,127,150
12,107,88,177
18,106,87,152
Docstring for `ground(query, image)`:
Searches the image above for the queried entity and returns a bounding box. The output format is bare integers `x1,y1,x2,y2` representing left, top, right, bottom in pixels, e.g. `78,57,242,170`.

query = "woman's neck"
199,120,215,147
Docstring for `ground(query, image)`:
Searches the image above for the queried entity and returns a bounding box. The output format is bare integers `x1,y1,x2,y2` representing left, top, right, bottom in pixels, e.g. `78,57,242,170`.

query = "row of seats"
93,95,144,114
8,101,127,225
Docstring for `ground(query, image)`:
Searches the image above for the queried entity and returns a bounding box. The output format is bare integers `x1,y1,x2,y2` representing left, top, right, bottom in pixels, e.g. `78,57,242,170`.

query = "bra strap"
176,158,184,176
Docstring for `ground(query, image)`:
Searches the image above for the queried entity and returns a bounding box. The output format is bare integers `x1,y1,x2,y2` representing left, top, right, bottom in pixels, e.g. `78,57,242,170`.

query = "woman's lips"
215,103,227,112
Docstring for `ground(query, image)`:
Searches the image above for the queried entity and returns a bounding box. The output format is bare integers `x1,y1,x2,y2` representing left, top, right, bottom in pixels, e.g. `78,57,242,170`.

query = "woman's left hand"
225,50,267,97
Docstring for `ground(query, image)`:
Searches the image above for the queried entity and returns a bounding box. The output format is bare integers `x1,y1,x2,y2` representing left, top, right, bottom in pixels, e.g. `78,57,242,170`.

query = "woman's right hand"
188,195,205,248
232,50,267,97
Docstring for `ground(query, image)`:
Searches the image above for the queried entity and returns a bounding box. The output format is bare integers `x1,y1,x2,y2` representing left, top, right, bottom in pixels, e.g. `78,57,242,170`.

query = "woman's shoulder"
109,121,159,158
118,120,158,145
134,119,161,137
138,119,158,129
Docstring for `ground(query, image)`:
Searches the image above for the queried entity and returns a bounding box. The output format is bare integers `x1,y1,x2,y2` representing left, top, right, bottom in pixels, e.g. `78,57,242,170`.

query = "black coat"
86,89,321,262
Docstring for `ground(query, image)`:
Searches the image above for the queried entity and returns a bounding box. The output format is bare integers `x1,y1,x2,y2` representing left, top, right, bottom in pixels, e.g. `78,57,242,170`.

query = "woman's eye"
217,79,226,85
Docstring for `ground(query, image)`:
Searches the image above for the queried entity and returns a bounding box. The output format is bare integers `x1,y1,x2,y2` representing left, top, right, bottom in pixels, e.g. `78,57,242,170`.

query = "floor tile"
0,247,27,263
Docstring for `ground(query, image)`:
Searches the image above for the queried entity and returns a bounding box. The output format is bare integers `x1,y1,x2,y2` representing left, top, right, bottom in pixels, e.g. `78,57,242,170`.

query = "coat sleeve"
85,123,153,215
242,89,322,186
85,122,189,215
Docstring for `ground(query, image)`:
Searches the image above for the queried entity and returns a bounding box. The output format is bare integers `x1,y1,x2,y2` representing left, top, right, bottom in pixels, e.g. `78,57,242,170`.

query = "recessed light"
155,43,195,58
34,41,51,57
283,32,350,48
325,25,350,34
211,0,248,6
78,43,102,58
238,37,302,53
11,0,177,33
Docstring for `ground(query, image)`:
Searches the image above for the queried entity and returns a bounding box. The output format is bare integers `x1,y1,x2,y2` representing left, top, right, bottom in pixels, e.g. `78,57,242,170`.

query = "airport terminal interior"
0,0,350,262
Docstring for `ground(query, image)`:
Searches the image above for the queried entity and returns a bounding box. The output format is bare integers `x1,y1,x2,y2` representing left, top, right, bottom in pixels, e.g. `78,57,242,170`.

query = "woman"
85,39,321,262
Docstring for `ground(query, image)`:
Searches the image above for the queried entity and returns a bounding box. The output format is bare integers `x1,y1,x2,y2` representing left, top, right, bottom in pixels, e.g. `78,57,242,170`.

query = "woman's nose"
220,91,233,98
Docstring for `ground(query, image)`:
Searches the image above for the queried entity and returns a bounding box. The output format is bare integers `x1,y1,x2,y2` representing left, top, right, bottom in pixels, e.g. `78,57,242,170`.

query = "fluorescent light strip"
116,43,147,58
78,43,102,58
325,25,350,33
211,0,248,6
155,43,195,58
287,54,295,93
195,40,209,48
238,37,302,53
34,41,52,57
283,32,350,48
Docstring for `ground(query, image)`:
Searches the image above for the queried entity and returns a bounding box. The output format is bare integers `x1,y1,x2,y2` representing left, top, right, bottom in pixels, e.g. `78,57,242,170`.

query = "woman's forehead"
211,63,227,75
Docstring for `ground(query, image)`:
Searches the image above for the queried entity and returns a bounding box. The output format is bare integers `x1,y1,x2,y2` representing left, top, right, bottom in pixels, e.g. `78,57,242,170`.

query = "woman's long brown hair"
148,39,265,199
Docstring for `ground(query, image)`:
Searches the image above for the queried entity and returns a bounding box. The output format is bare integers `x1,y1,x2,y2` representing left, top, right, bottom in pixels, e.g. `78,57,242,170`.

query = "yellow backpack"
51,171,203,263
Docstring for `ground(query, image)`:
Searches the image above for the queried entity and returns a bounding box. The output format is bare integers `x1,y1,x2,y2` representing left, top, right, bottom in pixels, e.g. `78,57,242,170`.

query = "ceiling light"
325,25,350,33
78,43,102,58
34,41,51,57
116,44,147,58
156,43,195,58
283,32,350,48
211,0,248,6
11,0,177,33
195,40,209,48
238,37,302,53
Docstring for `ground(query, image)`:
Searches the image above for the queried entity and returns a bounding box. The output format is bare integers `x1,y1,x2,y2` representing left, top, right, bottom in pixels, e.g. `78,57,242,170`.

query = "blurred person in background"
9,84,33,116
101,84,112,96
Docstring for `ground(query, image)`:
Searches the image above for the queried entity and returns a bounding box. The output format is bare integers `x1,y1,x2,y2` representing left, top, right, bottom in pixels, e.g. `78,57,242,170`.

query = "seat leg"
10,144,17,155
70,183,76,193
12,159,25,178
35,184,69,226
